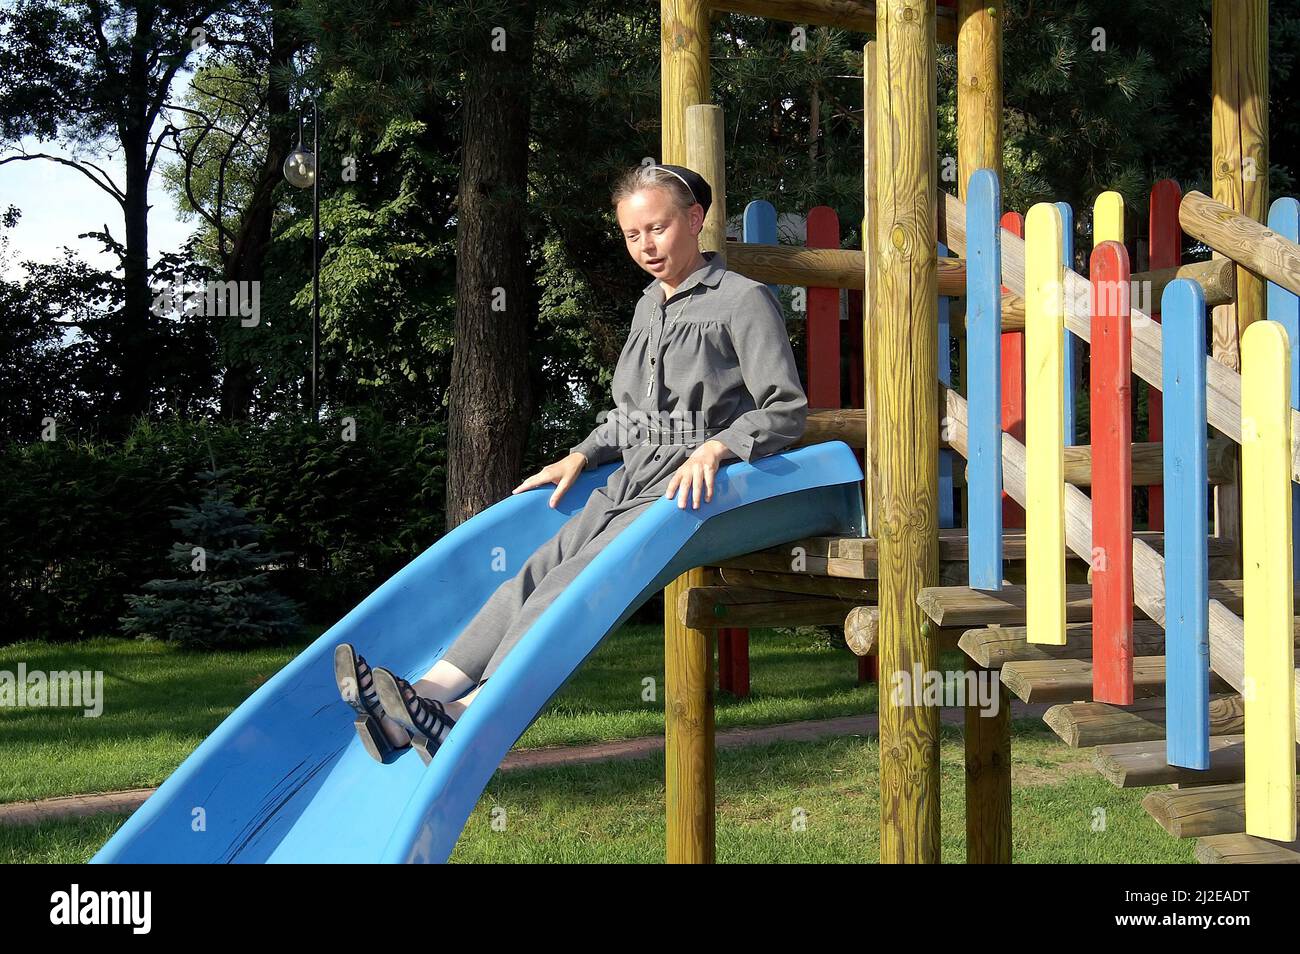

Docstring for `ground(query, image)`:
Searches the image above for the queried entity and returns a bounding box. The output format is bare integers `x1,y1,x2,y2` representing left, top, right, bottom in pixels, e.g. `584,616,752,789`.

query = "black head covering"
651,163,713,217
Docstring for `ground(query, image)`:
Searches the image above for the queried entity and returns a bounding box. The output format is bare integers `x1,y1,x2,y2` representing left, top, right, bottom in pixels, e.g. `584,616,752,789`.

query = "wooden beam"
715,566,875,599
985,258,1235,333
724,242,964,295
678,584,868,629
731,241,1233,325
802,407,869,448
802,409,1234,488
714,528,1235,585
844,604,963,656
713,536,869,577
707,0,958,44
1181,191,1300,298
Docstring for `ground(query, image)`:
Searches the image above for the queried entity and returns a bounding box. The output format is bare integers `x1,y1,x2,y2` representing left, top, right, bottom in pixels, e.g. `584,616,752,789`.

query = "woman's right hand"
512,452,588,508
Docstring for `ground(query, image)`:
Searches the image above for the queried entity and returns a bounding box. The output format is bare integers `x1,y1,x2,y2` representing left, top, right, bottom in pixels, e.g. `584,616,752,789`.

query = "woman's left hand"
664,440,733,509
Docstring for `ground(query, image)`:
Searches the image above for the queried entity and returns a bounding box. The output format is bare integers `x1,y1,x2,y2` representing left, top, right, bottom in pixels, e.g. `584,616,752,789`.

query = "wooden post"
957,0,1009,865
863,40,880,540
1211,0,1269,347
874,0,940,864
861,39,881,686
662,1,713,864
956,1,1001,198
1210,0,1266,577
664,568,716,863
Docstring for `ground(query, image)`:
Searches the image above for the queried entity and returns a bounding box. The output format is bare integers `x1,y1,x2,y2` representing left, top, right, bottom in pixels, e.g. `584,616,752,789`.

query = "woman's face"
616,186,704,282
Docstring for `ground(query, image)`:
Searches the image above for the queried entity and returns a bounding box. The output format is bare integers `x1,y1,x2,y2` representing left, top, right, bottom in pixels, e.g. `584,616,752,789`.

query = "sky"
0,138,196,282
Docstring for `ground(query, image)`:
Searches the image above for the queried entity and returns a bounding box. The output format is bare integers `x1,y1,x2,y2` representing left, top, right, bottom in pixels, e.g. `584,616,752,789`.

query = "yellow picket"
1025,202,1066,646
1241,319,1297,841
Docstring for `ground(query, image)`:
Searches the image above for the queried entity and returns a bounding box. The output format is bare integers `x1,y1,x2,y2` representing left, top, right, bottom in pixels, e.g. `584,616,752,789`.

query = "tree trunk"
119,121,153,426
221,1,299,420
445,1,538,529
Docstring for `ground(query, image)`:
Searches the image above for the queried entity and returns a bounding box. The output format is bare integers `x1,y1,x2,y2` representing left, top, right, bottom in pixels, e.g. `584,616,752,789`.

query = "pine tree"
121,469,301,648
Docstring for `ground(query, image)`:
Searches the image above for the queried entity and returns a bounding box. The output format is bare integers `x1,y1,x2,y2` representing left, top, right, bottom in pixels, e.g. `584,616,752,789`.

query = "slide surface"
92,441,864,863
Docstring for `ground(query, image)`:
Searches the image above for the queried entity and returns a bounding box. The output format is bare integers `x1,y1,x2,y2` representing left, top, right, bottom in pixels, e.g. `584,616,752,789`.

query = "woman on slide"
335,162,808,764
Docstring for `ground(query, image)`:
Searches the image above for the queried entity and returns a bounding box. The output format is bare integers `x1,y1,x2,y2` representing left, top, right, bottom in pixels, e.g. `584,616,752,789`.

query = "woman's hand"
513,452,588,508
664,440,733,509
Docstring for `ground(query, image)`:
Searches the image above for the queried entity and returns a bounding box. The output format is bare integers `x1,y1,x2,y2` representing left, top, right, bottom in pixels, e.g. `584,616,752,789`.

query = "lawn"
0,624,874,803
0,626,1194,863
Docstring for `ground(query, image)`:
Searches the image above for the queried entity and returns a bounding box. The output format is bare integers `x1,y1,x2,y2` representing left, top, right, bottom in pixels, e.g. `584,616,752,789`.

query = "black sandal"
371,667,457,766
334,643,409,763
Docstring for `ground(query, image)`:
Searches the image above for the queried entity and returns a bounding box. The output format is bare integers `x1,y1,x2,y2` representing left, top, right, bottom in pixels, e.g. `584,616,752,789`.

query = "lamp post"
283,98,320,423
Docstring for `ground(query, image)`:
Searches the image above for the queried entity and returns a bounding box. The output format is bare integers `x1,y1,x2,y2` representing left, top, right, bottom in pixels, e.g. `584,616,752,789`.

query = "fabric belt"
640,424,728,446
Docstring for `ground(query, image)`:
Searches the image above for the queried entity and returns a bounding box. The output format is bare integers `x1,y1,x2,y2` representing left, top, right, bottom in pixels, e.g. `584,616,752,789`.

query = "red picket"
806,206,842,408
1000,211,1026,528
1090,241,1135,704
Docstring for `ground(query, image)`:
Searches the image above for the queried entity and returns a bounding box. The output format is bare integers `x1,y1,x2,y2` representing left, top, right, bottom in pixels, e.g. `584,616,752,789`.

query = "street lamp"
283,99,320,422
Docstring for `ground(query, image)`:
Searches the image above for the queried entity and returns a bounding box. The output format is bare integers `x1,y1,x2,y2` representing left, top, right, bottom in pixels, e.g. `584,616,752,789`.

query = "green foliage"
120,469,302,648
160,62,272,262
0,413,445,646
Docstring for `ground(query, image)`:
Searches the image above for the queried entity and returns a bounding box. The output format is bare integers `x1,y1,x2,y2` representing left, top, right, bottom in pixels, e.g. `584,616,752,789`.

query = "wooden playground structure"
656,0,1299,863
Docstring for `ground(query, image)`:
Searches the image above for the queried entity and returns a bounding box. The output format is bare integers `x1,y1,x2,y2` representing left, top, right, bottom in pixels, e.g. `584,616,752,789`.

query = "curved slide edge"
91,463,617,864
91,441,862,863
380,441,864,863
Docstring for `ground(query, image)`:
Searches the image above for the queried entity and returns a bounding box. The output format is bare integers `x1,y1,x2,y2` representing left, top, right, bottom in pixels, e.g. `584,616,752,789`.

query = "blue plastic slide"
92,441,864,863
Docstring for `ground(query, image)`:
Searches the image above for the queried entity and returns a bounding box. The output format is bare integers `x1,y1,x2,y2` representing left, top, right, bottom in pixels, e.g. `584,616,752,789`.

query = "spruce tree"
121,469,301,648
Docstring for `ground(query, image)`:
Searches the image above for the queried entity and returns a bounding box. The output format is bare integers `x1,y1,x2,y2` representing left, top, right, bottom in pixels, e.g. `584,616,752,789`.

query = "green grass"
0,625,875,803
0,635,313,803
449,722,1193,863
0,628,1196,864
0,723,1194,864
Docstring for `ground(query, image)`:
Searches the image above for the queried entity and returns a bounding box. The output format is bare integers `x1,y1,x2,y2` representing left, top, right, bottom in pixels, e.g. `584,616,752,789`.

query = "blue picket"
1267,197,1300,581
1162,279,1210,770
966,169,1003,590
743,200,779,297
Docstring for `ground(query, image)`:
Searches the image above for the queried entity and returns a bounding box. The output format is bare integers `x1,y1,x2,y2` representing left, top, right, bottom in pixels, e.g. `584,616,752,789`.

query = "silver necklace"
647,293,692,397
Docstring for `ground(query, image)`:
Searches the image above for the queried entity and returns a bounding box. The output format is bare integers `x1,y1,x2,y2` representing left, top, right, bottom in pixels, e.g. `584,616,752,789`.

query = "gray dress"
439,250,809,683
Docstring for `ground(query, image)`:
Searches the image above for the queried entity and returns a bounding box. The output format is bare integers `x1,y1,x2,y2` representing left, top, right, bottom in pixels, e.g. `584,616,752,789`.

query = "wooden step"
961,622,1300,669
1143,782,1300,839
1046,694,1244,748
918,579,1279,629
1000,657,1232,705
959,621,1164,668
1195,832,1300,864
1092,736,1300,788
